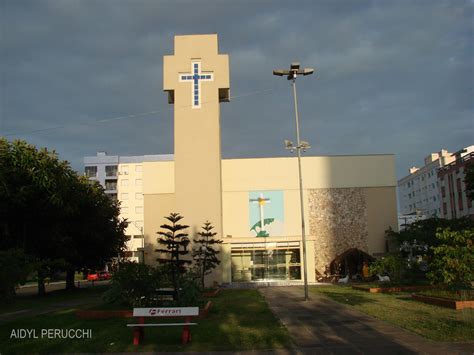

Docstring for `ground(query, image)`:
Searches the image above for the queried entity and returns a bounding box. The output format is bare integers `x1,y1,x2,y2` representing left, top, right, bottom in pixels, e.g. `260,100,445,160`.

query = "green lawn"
310,285,474,342
0,289,292,353
0,286,108,314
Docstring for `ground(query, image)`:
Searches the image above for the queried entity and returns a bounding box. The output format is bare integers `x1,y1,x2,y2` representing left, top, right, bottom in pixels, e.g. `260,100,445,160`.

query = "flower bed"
352,284,437,293
202,288,221,297
411,293,474,310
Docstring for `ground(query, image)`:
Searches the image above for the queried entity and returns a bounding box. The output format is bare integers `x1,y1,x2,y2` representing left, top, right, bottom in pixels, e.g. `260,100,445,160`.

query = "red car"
87,271,112,281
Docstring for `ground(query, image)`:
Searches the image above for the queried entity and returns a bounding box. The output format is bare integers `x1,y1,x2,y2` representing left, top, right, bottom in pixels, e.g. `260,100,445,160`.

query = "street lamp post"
274,62,314,301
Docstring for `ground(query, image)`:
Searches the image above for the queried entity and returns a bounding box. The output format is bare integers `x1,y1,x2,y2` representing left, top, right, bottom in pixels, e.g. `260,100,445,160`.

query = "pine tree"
156,213,191,300
192,221,223,289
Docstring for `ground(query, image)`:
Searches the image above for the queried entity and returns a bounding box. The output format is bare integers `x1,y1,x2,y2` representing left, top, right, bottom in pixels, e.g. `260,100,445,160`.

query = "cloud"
1,0,472,182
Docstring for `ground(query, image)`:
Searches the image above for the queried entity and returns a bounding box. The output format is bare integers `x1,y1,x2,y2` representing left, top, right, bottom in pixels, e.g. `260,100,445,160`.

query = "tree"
192,221,222,289
0,139,127,295
465,162,474,201
386,217,474,258
427,228,474,289
156,213,191,301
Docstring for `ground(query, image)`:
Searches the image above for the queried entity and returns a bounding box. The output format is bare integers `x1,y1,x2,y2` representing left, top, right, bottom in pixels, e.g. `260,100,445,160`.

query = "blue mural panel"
249,190,284,237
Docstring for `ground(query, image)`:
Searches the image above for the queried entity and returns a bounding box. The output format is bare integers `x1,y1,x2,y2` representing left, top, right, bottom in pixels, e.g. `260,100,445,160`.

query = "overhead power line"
2,87,277,137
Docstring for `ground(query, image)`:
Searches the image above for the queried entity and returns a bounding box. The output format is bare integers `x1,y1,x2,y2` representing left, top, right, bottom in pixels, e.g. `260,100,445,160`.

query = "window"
408,193,411,199
121,207,129,214
456,178,462,192
135,165,143,172
135,193,143,200
84,166,97,178
135,179,143,186
135,220,144,229
105,180,117,190
441,186,446,198
443,203,447,215
107,193,117,201
135,206,144,214
458,192,463,211
468,198,472,209
121,179,129,186
121,165,129,174
105,165,118,177
121,193,129,200
433,196,436,202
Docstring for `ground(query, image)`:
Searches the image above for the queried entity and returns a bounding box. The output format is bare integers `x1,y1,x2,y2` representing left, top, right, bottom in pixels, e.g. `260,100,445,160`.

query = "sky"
1,0,473,179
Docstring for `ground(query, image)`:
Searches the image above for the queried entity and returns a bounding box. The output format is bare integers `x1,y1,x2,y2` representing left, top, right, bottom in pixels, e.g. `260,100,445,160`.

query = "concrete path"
259,286,474,355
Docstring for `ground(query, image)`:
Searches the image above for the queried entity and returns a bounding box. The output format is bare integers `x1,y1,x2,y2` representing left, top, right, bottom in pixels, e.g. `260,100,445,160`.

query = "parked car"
87,271,112,281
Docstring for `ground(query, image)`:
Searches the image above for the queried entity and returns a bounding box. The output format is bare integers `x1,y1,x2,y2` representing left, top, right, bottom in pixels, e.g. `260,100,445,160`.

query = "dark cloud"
1,0,472,178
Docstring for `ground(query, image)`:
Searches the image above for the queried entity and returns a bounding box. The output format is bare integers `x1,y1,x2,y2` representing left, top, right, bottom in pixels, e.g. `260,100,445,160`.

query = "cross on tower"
179,61,214,108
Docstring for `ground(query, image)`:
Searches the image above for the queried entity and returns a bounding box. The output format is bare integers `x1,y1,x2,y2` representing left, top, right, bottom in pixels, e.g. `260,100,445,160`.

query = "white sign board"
133,307,199,317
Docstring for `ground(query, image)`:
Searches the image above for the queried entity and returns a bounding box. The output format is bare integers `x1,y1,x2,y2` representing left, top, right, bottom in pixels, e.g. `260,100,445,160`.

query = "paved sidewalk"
259,287,474,355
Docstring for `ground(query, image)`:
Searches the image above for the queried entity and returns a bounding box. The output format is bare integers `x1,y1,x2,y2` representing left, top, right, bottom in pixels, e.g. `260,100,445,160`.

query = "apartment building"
438,146,474,219
398,149,455,217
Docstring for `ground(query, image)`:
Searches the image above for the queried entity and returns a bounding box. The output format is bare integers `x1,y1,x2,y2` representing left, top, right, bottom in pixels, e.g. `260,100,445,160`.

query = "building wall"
117,161,144,261
438,150,474,219
142,154,397,279
398,149,454,217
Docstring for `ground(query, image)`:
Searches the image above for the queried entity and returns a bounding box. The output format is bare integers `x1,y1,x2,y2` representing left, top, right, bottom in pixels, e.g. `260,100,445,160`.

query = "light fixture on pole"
274,62,314,301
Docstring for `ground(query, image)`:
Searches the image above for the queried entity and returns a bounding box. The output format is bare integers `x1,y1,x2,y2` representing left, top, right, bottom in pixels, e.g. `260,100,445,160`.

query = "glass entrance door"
231,246,301,282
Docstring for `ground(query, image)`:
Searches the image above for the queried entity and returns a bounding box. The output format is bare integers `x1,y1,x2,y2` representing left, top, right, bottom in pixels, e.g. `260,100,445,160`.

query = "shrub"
0,249,32,300
103,262,168,307
427,228,474,289
369,254,406,283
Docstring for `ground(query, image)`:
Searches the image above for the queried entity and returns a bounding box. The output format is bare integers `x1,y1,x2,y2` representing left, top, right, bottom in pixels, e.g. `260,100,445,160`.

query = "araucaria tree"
156,213,191,300
192,221,222,289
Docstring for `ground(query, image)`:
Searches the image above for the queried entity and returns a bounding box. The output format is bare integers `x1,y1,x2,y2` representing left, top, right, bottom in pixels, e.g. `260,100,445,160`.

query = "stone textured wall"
308,188,368,273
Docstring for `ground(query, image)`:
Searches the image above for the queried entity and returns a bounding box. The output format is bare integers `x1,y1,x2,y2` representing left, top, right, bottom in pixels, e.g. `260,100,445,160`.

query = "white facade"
398,149,455,217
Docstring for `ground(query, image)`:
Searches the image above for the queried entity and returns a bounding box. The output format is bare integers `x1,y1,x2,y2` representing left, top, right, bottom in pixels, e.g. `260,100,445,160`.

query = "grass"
310,285,474,342
0,289,292,353
0,286,108,314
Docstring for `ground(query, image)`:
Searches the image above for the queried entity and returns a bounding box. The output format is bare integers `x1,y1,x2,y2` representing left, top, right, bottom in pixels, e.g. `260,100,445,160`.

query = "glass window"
84,166,97,178
121,193,128,200
121,165,129,174
135,206,143,214
121,207,129,214
105,180,117,190
105,165,118,177
135,165,143,172
135,179,142,186
135,193,143,200
121,179,129,186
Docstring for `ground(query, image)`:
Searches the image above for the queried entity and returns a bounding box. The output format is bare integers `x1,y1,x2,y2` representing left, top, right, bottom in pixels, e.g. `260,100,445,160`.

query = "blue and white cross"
179,61,214,108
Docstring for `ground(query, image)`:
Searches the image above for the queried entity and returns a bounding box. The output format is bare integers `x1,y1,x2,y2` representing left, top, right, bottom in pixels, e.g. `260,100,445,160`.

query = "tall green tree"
0,139,127,295
192,221,222,289
155,213,191,301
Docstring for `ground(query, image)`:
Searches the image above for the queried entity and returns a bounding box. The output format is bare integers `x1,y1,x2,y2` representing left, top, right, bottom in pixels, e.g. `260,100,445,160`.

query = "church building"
85,34,398,285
